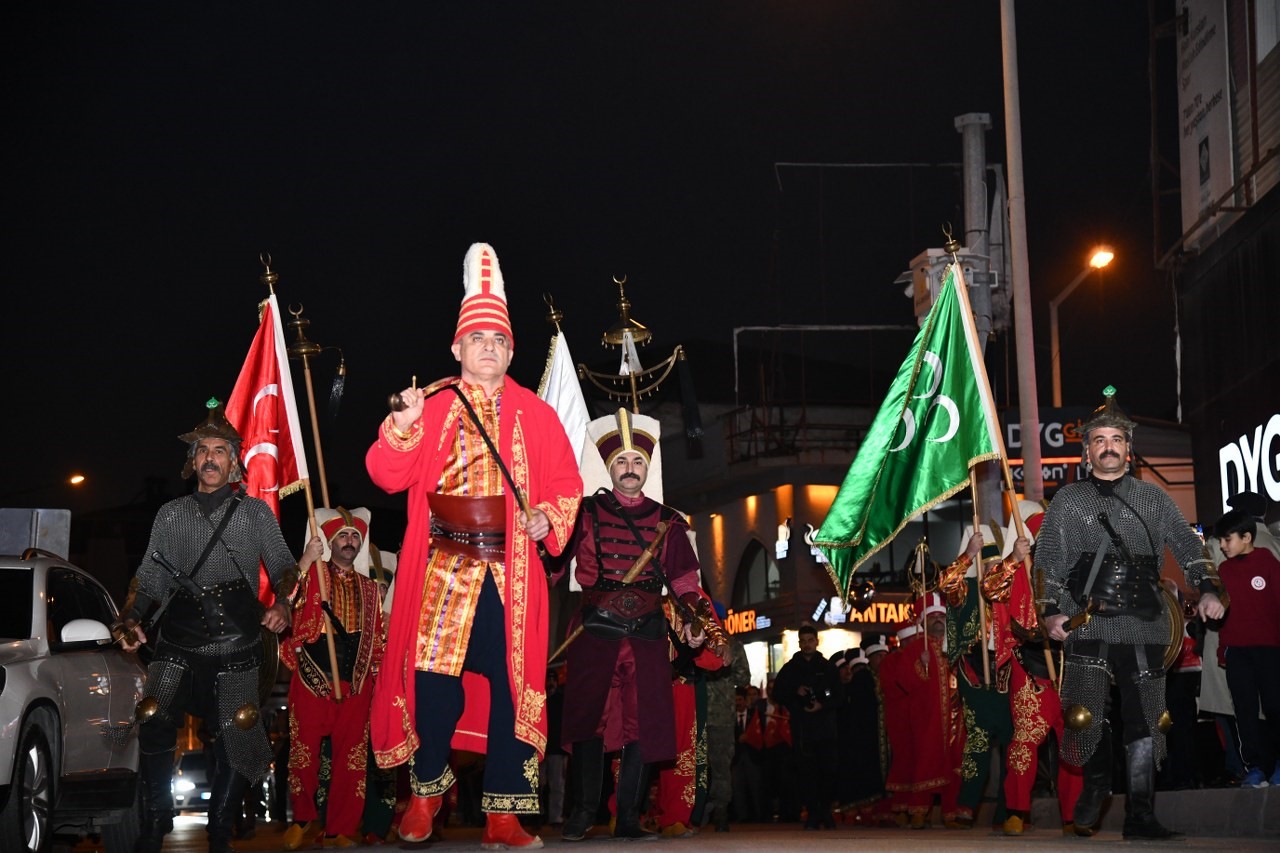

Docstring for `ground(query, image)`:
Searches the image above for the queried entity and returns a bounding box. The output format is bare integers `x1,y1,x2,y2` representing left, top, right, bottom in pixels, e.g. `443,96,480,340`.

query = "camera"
804,686,832,710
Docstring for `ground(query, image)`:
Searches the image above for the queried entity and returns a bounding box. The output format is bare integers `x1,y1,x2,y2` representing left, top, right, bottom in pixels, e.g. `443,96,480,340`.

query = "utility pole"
1000,0,1044,501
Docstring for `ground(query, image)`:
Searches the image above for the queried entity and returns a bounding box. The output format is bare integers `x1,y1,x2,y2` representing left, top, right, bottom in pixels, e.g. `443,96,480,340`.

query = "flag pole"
948,257,1054,683
300,477,344,700
286,306,331,507
998,460,1057,684
968,471,992,687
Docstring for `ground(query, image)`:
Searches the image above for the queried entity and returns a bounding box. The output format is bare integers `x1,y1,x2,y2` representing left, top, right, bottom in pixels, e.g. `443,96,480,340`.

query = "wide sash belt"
429,493,506,561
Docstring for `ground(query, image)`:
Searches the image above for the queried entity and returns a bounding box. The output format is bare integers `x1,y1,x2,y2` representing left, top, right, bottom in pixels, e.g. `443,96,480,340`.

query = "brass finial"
602,275,651,347
286,304,322,359
942,222,961,257
544,292,564,330
259,252,279,295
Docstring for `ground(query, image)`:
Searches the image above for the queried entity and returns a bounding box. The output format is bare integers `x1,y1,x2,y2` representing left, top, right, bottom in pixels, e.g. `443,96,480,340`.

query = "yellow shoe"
322,835,358,849
660,822,694,838
283,821,318,851
1002,815,1024,836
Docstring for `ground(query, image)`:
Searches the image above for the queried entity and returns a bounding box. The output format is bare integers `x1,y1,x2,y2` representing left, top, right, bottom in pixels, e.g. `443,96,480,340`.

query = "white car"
0,548,146,853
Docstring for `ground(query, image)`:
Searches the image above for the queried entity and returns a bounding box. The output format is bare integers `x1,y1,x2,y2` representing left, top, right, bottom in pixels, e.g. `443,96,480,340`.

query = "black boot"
1122,737,1183,839
135,749,175,853
562,738,604,842
1072,724,1112,835
207,764,250,853
613,742,657,840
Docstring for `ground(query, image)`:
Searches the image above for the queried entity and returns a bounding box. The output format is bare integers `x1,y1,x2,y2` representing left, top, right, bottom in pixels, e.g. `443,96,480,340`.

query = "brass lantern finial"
602,275,651,347
286,304,322,360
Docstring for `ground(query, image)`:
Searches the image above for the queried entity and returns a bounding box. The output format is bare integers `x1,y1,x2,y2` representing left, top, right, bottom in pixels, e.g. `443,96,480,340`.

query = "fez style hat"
454,242,514,345
861,634,889,657
313,506,372,572
319,506,370,543
179,397,243,480
915,590,947,618
1081,384,1137,439
588,407,659,468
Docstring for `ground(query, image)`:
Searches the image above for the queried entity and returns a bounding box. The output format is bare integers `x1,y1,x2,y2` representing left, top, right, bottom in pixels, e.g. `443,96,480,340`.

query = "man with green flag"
814,265,1002,599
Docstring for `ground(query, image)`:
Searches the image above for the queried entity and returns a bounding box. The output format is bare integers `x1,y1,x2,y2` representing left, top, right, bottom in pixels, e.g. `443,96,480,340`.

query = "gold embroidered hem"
481,792,541,814
410,765,456,797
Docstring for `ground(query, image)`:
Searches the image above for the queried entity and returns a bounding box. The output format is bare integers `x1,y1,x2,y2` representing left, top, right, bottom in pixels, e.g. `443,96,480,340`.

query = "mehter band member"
367,243,582,850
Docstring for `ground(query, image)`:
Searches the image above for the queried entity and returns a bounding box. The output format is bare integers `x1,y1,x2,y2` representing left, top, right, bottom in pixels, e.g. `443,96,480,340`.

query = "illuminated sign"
845,600,914,625
1218,414,1280,514
725,609,763,635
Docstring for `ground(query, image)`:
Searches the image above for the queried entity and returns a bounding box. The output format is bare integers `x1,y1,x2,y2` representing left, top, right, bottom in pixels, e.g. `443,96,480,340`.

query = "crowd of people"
114,244,1276,852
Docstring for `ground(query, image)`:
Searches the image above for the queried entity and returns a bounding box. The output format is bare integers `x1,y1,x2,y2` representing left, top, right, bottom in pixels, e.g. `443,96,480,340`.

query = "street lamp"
1049,246,1115,407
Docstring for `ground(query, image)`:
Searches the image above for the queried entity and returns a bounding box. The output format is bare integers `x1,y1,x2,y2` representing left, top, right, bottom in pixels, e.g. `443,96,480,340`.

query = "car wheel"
0,711,56,853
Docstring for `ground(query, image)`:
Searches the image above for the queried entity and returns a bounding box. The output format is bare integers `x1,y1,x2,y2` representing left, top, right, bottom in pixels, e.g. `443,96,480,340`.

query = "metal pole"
1000,0,1044,501
1048,266,1092,407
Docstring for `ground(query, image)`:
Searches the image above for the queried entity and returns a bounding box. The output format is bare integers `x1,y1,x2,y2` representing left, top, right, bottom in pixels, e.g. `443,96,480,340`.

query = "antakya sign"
724,595,916,636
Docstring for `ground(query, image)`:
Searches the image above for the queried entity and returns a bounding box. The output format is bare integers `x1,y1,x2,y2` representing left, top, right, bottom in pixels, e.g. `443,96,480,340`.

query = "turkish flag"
226,293,310,605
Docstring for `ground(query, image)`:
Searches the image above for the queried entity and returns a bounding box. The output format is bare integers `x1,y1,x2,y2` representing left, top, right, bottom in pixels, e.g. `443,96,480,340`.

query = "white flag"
536,330,593,467
619,329,643,376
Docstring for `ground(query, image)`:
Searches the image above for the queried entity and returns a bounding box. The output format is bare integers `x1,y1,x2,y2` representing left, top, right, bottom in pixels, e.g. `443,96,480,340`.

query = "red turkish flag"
225,293,310,605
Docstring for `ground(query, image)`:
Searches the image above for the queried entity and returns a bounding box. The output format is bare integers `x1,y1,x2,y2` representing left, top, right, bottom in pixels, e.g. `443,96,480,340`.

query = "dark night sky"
6,2,1181,523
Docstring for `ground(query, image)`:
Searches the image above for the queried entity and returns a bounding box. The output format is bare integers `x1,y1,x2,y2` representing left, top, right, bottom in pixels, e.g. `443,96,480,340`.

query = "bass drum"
1161,582,1184,671
259,626,280,706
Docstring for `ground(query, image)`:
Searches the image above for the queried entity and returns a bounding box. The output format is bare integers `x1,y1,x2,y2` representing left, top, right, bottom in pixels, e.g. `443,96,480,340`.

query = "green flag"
814,264,1001,600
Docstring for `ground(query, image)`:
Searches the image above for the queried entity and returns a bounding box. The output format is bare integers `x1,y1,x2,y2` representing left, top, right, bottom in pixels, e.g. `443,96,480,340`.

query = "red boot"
481,813,543,849
398,794,442,843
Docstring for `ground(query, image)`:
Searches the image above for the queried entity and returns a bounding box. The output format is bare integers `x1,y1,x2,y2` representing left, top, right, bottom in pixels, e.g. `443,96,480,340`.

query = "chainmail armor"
216,647,273,779
1059,652,1112,766
141,645,191,726
1036,475,1211,645
136,491,296,655
1133,668,1168,766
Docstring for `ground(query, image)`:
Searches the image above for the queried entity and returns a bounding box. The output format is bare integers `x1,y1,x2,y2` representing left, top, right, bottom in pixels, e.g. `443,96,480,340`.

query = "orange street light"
69,474,86,486
1050,246,1115,407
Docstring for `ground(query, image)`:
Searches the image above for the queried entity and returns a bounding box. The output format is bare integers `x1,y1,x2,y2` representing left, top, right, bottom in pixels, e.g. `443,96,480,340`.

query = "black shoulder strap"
192,491,244,583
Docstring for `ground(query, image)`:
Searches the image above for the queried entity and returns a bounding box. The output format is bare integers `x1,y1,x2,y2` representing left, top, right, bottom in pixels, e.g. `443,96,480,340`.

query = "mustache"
620,473,641,481
201,462,220,472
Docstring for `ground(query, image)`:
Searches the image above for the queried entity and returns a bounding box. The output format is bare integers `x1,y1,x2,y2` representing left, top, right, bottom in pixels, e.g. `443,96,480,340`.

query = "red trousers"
1004,661,1083,820
288,678,372,836
649,681,698,828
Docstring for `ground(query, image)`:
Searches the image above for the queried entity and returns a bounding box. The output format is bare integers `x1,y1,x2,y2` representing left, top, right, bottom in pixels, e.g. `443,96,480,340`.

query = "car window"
0,566,35,640
47,567,117,642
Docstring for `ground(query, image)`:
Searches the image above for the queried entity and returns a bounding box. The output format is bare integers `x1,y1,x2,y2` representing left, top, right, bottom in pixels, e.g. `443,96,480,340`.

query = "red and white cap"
915,590,947,618
454,243,513,345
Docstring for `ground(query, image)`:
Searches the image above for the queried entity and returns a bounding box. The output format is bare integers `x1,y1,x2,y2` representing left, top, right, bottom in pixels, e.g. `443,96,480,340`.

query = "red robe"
367,376,581,767
879,635,963,813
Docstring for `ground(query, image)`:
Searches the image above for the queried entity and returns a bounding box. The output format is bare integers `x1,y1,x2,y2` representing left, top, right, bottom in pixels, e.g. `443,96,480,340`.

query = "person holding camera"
773,623,841,829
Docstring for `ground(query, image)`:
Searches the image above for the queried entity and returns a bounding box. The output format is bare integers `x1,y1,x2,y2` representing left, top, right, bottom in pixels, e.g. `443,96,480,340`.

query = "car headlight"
175,779,196,793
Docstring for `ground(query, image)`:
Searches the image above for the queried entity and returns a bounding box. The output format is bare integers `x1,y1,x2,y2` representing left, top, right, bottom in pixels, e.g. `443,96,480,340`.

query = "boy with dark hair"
1213,508,1280,787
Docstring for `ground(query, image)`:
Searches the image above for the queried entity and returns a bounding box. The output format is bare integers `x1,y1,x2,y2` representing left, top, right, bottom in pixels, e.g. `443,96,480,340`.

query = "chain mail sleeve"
240,495,300,595
1142,480,1216,592
129,498,188,617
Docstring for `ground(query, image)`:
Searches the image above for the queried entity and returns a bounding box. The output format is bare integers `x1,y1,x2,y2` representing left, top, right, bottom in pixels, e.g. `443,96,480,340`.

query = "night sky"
7,3,1180,526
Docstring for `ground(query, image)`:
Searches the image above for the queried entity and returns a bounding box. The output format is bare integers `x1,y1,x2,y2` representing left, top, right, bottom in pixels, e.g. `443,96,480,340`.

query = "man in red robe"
982,501,1084,836
282,507,385,850
367,243,582,850
878,592,964,828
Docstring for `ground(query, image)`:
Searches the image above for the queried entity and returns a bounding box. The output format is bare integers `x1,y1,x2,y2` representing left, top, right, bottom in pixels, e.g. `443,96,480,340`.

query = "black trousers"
1224,645,1280,773
411,571,540,813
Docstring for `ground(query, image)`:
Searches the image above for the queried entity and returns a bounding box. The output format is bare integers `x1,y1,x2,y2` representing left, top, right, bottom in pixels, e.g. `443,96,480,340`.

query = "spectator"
773,624,840,829
702,627,751,832
731,687,764,823
1212,509,1280,787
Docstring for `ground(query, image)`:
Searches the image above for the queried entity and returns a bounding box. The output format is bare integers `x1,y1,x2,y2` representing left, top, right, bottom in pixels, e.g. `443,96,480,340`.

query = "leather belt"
429,493,506,562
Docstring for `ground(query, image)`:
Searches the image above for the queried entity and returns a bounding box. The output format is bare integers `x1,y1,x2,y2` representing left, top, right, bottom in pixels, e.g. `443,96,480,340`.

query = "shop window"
731,538,781,607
